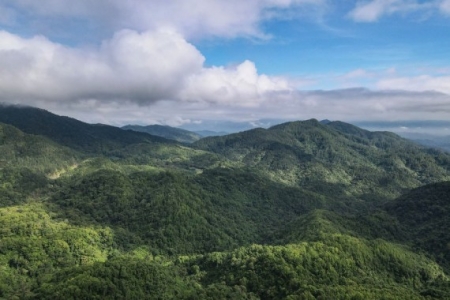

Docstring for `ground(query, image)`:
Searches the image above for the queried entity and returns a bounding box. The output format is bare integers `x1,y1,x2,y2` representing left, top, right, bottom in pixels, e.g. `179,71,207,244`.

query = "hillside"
122,124,202,143
386,181,450,270
0,105,173,153
0,122,81,206
1,106,450,298
194,119,450,204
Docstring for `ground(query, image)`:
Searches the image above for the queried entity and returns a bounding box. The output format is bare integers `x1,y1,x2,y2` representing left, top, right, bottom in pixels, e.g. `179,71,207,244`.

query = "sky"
1,0,450,133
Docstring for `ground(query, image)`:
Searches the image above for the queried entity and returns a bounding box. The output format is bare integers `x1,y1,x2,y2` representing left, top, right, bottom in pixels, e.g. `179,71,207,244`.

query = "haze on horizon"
0,0,450,134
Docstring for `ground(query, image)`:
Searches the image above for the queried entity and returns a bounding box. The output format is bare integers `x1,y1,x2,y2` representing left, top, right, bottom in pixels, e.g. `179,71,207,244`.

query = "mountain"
194,119,450,205
48,167,330,254
1,106,450,299
0,122,79,170
386,181,450,270
122,124,202,143
0,104,173,153
0,122,81,206
195,130,229,137
400,132,450,152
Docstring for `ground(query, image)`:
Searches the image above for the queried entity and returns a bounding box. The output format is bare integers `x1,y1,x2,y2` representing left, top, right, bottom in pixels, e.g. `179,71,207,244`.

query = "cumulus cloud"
0,30,292,106
179,60,292,106
0,29,202,103
1,0,449,128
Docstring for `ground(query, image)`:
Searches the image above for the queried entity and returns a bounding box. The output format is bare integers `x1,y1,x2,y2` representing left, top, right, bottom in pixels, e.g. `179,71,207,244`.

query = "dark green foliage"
123,124,202,143
0,167,49,206
386,181,450,271
1,107,450,299
37,258,196,299
187,238,448,299
0,105,173,154
0,122,80,172
0,123,81,206
194,119,450,203
0,204,114,299
50,168,327,254
275,209,406,245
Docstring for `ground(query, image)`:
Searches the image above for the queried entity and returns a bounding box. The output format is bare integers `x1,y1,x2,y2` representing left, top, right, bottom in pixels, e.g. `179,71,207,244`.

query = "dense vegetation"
0,105,449,299
0,105,172,154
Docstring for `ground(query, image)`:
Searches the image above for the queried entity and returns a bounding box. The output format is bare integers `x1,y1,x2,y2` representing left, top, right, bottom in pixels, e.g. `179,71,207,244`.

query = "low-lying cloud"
38,88,450,128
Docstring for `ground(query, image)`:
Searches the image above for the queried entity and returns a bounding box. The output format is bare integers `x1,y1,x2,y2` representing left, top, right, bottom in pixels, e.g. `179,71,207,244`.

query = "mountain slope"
122,124,202,143
1,106,450,299
0,122,80,171
194,119,450,204
1,203,448,300
0,122,82,206
49,168,329,254
0,105,173,153
386,181,450,270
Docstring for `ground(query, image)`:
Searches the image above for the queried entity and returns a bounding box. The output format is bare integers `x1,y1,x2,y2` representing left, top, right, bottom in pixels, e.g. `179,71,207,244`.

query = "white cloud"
46,88,450,127
349,0,398,22
348,0,439,22
0,29,204,103
0,0,324,40
440,0,450,14
1,0,449,128
377,75,450,94
179,60,292,106
327,67,450,96
0,30,292,107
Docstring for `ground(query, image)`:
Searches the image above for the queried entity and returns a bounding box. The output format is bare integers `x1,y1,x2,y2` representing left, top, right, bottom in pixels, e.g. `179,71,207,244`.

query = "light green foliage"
0,203,114,298
386,182,450,270
1,107,450,299
187,235,449,299
194,119,450,202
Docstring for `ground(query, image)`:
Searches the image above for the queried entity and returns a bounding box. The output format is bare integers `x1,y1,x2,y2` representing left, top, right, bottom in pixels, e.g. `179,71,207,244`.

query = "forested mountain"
122,124,202,143
194,119,450,203
0,105,172,153
386,182,450,270
0,105,449,299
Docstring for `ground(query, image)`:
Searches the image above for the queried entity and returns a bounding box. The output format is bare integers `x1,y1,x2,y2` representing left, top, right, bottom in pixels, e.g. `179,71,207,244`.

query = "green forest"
0,105,449,299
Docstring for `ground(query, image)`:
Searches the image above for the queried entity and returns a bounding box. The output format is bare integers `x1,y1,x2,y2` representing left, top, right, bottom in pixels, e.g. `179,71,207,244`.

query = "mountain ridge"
0,104,174,154
122,124,202,143
1,104,450,298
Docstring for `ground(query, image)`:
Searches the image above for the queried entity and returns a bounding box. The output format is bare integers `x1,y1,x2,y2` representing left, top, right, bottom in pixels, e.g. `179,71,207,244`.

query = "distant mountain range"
122,124,231,143
398,132,450,152
122,124,203,143
1,104,450,299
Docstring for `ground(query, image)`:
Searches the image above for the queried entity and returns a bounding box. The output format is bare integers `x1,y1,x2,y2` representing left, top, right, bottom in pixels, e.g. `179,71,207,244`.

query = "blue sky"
0,0,450,132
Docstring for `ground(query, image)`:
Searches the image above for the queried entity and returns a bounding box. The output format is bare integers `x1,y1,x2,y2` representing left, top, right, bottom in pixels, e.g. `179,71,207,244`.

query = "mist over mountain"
0,105,449,299
122,124,202,143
